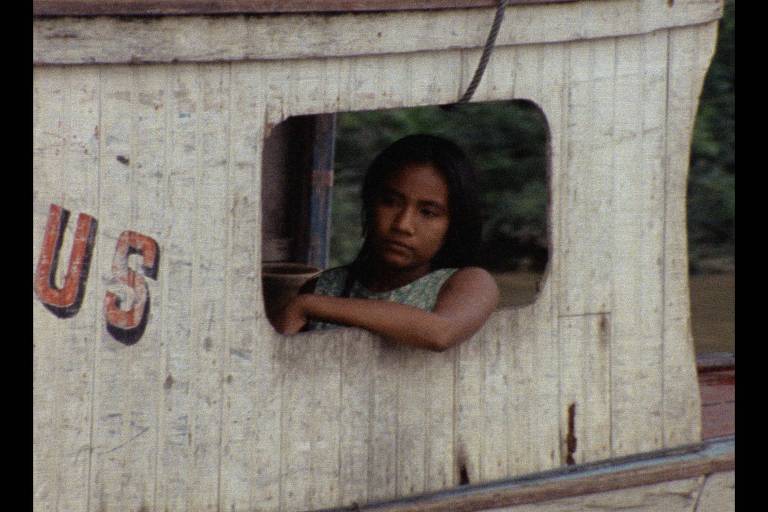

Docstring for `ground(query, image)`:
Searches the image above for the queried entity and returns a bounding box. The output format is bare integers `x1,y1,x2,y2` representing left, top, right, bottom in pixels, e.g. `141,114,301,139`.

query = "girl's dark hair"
346,134,482,291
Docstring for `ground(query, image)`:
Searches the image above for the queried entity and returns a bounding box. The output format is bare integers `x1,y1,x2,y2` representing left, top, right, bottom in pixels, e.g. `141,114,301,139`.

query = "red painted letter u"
34,204,97,318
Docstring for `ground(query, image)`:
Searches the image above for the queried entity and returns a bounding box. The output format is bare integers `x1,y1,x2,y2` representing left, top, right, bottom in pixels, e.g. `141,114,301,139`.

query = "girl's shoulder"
437,266,500,299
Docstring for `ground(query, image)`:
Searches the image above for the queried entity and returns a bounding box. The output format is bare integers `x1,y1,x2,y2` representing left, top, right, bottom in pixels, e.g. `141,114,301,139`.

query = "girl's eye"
421,208,439,218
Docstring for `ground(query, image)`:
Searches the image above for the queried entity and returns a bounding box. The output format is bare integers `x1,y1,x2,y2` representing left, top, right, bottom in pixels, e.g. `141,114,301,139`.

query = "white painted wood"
154,64,213,511
338,328,375,505
87,66,163,512
217,63,285,512
663,23,719,448
32,3,722,509
307,332,343,509
423,346,457,492
558,314,611,465
481,316,510,482
368,340,402,501
33,65,101,512
522,43,565,477
185,62,232,511
33,0,723,65
130,64,171,512
557,38,615,316
397,346,428,496
455,316,485,486
695,471,734,512
33,67,64,512
608,32,667,457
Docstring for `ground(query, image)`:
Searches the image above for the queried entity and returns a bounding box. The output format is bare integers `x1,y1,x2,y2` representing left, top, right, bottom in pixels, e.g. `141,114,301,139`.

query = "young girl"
274,134,499,351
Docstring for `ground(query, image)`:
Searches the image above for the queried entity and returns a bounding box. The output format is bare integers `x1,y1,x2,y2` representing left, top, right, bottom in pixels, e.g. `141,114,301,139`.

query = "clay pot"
262,262,321,322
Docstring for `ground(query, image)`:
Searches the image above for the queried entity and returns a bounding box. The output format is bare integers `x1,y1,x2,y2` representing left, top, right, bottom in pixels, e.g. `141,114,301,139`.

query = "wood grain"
32,0,722,65
662,22,719,449
33,0,577,16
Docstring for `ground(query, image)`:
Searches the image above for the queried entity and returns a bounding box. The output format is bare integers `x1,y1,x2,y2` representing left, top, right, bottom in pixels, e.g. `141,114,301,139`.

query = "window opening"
261,100,551,330
332,101,550,309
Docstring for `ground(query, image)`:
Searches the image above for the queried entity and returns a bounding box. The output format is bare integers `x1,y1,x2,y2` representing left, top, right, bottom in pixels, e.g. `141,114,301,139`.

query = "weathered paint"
33,1,723,510
104,231,159,342
34,203,159,344
34,203,97,317
317,436,734,512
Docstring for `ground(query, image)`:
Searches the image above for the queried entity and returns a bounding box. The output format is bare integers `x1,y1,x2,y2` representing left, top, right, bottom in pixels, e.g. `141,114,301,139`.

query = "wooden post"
305,113,336,269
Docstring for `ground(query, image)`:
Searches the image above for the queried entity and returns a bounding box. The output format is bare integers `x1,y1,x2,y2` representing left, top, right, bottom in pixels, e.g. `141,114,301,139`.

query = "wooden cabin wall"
33,2,721,510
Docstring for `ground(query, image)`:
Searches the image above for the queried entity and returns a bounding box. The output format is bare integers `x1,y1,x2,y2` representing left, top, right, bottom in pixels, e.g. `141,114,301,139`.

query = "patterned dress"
306,266,459,331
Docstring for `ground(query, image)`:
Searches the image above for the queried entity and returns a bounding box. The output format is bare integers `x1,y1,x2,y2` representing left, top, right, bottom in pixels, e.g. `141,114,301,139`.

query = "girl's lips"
384,240,413,253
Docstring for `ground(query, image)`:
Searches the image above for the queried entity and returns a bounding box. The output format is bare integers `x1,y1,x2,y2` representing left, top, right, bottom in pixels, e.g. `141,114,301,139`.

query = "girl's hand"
273,294,310,335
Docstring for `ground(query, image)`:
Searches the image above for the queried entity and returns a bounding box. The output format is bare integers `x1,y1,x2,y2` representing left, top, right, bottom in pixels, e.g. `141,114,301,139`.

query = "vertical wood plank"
33,67,69,512
663,23,718,447
189,62,232,511
477,45,516,103
33,65,101,512
498,42,563,479
308,331,343,509
396,348,427,496
523,43,564,477
57,66,102,512
558,39,614,316
33,67,61,512
368,341,400,501
538,40,566,474
423,347,456,492
338,329,374,506
279,327,343,510
348,54,408,113
503,311,534,477
455,326,484,485
279,336,314,511
219,62,283,512
406,51,462,108
481,321,508,482
528,296,561,474
131,65,169,512
89,65,161,512
610,33,665,457
558,313,611,465
153,63,205,511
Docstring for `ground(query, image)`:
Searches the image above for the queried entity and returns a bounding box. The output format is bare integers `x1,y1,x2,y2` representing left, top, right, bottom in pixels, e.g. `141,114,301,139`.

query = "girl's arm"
273,267,499,351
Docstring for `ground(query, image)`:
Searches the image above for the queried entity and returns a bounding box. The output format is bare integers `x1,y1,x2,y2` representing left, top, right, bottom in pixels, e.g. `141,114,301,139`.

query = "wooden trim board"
318,436,734,511
33,0,722,65
34,0,579,17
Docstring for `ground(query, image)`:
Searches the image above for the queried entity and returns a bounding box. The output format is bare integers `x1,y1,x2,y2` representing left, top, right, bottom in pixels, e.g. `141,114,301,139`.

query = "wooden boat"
33,1,731,510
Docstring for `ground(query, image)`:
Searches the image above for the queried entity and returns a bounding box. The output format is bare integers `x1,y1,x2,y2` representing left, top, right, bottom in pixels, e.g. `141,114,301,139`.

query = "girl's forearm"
299,294,458,351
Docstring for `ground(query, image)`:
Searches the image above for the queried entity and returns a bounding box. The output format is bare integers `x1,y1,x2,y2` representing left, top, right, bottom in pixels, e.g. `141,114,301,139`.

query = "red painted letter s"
104,231,159,344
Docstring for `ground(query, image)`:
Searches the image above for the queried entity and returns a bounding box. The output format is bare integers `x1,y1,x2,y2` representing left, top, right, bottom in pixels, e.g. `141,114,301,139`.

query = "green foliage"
688,0,734,273
332,101,550,269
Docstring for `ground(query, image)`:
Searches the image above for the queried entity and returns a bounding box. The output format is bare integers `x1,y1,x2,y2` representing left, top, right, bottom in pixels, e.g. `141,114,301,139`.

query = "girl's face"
370,163,451,274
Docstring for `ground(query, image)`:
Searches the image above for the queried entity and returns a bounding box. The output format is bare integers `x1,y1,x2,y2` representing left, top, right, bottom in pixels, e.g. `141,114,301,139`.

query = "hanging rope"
444,0,509,109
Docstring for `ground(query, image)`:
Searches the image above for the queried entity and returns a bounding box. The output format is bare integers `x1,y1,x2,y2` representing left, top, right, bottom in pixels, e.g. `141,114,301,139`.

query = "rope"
445,0,509,109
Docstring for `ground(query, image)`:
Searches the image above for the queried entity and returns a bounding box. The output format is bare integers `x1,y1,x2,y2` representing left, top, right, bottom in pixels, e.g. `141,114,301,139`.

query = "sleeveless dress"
305,266,459,331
